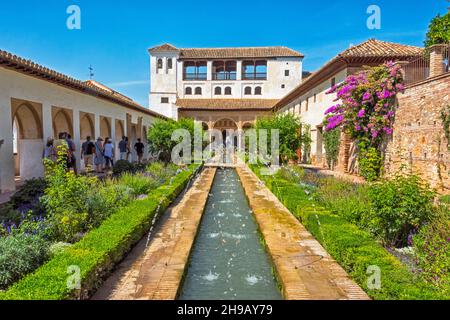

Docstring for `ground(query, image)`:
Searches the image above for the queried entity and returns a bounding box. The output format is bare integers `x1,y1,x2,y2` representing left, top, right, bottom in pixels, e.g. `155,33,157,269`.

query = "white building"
148,44,304,119
0,49,164,193
273,39,423,167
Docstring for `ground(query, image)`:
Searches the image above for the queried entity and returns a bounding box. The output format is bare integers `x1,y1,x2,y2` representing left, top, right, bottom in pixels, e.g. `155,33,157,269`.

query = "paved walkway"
236,165,370,300
92,167,216,300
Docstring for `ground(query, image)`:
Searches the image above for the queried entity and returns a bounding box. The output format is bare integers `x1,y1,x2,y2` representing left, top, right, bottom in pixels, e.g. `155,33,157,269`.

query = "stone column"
207,61,213,81
236,60,242,81
94,114,101,139
0,95,16,192
72,109,81,172
42,102,53,140
429,44,447,78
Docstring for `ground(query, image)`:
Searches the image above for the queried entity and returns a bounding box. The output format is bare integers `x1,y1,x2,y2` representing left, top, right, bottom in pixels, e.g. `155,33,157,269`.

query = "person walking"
81,136,95,171
94,137,104,173
134,138,145,164
66,134,77,175
103,138,115,171
42,137,57,162
118,136,128,161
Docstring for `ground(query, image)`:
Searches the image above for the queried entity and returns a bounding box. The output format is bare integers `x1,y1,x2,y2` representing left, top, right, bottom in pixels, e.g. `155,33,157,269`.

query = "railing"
401,44,450,85
183,73,207,81
242,72,267,80
401,57,430,85
212,72,237,80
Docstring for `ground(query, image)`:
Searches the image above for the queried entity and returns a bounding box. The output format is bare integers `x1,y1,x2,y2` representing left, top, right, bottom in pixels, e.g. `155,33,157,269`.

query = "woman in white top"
103,139,115,171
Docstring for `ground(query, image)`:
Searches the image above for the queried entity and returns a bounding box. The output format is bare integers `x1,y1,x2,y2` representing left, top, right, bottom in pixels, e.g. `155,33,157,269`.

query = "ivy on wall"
322,117,340,170
441,105,450,151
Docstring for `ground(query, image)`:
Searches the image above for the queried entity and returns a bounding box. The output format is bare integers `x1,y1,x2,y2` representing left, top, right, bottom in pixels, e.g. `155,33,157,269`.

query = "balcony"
212,72,237,80
183,73,207,81
242,72,267,80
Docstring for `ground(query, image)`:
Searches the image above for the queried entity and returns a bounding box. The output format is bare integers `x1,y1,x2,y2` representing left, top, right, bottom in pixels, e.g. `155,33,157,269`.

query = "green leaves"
255,113,303,163
425,12,450,47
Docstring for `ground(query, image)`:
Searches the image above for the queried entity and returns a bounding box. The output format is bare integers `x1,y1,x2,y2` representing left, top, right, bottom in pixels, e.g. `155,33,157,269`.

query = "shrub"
250,164,448,299
0,164,199,300
314,176,370,225
118,173,159,197
41,163,97,243
276,166,306,185
146,162,179,183
413,208,450,290
366,174,436,247
113,160,134,176
49,242,72,258
85,181,133,228
0,234,49,290
358,145,383,182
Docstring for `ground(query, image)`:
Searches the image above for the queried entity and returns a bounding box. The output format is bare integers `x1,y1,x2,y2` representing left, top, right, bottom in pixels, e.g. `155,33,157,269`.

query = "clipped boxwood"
250,165,448,300
0,163,201,300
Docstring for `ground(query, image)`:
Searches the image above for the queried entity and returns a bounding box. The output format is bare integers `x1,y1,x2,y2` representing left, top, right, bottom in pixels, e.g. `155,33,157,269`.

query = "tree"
255,113,303,163
147,118,201,163
424,12,450,47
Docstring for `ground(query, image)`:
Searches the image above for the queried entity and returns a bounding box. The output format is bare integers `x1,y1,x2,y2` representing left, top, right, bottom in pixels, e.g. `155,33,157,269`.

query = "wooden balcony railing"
183,73,207,81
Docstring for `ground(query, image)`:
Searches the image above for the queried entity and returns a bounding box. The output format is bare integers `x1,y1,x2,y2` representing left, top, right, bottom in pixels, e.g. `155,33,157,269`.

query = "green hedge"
0,164,201,300
250,164,448,300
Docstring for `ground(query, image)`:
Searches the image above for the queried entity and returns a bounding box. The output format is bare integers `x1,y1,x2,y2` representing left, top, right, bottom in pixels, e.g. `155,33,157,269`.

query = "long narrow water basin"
179,168,282,300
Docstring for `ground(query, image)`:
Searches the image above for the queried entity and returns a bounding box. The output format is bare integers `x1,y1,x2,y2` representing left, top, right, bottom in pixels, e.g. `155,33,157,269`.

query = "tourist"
81,136,95,171
42,137,57,162
134,138,145,164
118,136,128,161
66,134,77,175
94,137,104,173
103,138,115,171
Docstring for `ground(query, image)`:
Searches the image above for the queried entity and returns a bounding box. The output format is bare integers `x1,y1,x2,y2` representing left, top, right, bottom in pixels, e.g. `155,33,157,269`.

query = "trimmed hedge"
0,164,201,300
250,164,449,300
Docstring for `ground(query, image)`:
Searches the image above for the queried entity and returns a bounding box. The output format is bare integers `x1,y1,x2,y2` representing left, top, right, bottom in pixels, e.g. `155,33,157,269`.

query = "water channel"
179,168,282,300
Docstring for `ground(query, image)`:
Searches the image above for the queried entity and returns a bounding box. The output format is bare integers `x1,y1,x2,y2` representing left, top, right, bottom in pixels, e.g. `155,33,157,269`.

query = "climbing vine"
322,117,340,170
441,105,450,151
324,62,405,181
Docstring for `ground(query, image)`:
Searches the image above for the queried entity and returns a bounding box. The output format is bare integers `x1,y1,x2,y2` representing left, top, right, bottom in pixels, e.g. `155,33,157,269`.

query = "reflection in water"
179,169,281,300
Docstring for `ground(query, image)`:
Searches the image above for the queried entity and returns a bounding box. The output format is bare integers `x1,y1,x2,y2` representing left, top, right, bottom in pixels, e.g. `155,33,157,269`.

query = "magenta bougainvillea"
324,61,405,146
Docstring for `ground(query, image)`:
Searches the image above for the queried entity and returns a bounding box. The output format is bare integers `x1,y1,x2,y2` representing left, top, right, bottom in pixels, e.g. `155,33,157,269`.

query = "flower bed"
0,163,201,300
249,164,449,300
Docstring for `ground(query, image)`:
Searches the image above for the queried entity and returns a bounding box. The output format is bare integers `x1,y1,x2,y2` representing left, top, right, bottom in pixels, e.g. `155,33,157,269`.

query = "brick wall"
384,73,450,191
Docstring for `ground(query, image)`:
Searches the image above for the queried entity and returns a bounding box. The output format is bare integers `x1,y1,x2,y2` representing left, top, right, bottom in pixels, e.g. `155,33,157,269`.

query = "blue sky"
0,0,448,105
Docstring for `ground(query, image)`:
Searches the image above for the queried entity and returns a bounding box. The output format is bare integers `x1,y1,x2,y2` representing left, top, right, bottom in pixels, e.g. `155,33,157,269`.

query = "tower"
148,44,179,119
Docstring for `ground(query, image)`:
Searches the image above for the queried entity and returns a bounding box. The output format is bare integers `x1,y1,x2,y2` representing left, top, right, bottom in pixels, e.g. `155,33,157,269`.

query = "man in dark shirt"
134,138,145,164
118,136,129,161
81,136,95,171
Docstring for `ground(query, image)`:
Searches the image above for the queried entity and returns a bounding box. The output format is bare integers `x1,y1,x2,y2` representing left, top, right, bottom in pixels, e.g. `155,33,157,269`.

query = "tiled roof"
176,99,279,110
274,39,423,110
149,43,179,52
339,39,423,58
149,44,303,59
0,49,166,119
179,47,303,59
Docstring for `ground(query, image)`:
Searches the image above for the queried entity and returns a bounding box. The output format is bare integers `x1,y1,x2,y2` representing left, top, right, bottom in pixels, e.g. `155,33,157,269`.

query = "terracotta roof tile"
0,49,166,119
179,46,303,59
339,39,423,58
176,99,278,110
149,43,179,52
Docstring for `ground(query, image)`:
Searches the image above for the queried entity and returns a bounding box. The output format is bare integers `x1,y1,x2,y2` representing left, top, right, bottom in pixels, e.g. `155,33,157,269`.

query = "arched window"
224,87,232,95
214,87,222,95
185,87,192,95
195,87,202,95
244,86,252,95
167,58,173,69
157,58,163,69
254,86,262,95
